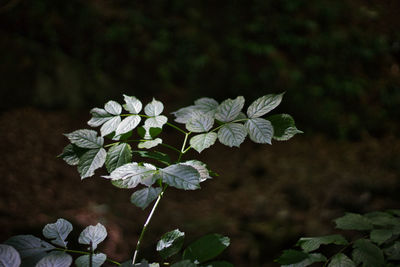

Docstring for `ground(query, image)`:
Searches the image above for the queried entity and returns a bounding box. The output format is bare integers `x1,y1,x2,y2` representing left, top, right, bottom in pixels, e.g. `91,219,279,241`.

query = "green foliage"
276,210,400,267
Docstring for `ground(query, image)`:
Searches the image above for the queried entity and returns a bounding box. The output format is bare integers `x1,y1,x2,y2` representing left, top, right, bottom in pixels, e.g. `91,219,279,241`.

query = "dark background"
1,0,400,266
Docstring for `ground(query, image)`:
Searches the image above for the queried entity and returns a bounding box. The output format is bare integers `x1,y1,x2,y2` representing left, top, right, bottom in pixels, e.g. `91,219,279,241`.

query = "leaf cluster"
276,210,400,267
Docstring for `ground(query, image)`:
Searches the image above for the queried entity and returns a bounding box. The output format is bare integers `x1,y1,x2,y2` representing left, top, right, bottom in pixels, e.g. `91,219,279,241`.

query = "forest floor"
1,107,399,266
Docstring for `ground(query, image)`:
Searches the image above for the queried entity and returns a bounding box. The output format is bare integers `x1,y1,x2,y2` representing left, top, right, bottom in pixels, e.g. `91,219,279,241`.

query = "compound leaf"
123,95,142,114
183,234,230,264
335,213,373,231
215,96,245,122
217,123,247,147
244,118,273,144
328,253,355,267
77,148,107,179
352,239,384,267
144,99,164,116
75,253,107,267
78,223,107,250
64,129,103,149
157,229,185,259
5,235,55,259
247,93,284,118
190,132,217,153
131,187,162,210
105,143,132,172
42,218,73,248
36,252,72,267
104,100,122,115
160,164,200,190
0,244,21,267
297,235,348,253
116,115,141,136
185,112,214,133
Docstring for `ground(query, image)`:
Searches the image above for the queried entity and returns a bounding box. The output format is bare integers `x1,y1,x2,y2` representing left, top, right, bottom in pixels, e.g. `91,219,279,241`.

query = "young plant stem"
177,132,191,162
132,185,168,264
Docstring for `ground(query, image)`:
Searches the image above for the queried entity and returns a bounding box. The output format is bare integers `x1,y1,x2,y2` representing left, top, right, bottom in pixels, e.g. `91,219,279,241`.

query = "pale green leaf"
0,244,21,267
156,229,185,259
100,116,121,137
194,97,219,115
64,129,103,149
75,253,107,267
115,115,141,136
87,108,113,127
352,239,384,267
104,100,122,115
190,132,218,153
145,98,164,116
183,234,230,264
328,253,355,267
5,235,55,259
144,115,168,128
217,123,247,147
138,138,162,149
182,160,211,182
215,96,245,122
131,187,162,210
78,223,107,250
297,235,348,253
247,93,284,118
104,163,157,189
245,118,273,144
171,105,198,124
160,164,200,190
42,218,73,248
185,112,214,133
123,95,142,114
36,252,72,267
105,143,132,172
268,114,303,141
77,148,106,179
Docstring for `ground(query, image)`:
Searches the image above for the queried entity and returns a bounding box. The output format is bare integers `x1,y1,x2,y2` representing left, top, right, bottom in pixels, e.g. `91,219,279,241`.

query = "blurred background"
1,0,400,266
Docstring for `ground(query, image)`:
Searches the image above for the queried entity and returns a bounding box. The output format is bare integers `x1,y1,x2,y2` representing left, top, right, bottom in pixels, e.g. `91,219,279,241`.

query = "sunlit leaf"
42,218,73,248
78,223,107,250
0,244,21,267
181,160,211,182
116,115,141,136
138,138,162,149
160,164,200,190
64,129,103,149
100,116,121,137
185,112,214,133
87,108,113,127
105,143,132,172
104,163,158,189
244,118,273,144
144,99,164,116
123,95,142,114
144,116,168,128
156,229,185,259
217,123,247,147
75,253,107,267
247,93,284,118
190,132,218,153
104,100,122,115
215,96,245,122
77,148,107,179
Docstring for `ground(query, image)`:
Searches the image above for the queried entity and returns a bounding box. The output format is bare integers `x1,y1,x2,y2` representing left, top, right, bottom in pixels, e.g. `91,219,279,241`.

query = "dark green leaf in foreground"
182,234,230,264
105,143,132,172
275,249,309,265
75,253,107,267
282,253,327,267
352,239,384,267
370,229,393,245
161,164,201,190
297,234,348,253
64,129,104,149
268,114,303,141
0,244,21,267
202,261,233,267
131,187,162,210
328,253,355,267
157,229,185,259
335,213,373,231
133,150,171,166
77,148,107,179
58,144,87,166
36,252,72,267
42,218,73,248
171,260,197,267
384,241,400,260
4,235,55,259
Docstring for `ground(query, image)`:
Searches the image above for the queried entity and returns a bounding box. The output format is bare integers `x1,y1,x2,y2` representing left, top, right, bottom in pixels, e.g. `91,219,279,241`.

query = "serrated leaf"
282,253,327,267
171,260,197,267
42,218,73,248
78,148,107,179
64,129,104,149
335,213,373,231
352,239,384,267
75,253,107,267
78,223,107,250
36,252,72,267
244,118,273,144
115,115,141,136
145,99,164,116
171,106,199,124
297,235,348,253
275,250,309,265
100,116,121,137
370,229,393,245
190,132,218,153
194,97,219,114
328,253,355,267
123,95,142,114
87,108,113,127
138,138,162,149
58,144,87,166
384,241,400,260
0,244,21,267
183,234,230,264
247,93,284,118
144,116,168,128
104,100,122,115
105,143,132,172
160,164,200,190
268,114,303,141
215,96,245,122
131,187,162,209
217,123,247,147
181,160,211,182
156,229,185,259
104,163,157,189
185,112,214,133
133,150,171,166
5,235,55,259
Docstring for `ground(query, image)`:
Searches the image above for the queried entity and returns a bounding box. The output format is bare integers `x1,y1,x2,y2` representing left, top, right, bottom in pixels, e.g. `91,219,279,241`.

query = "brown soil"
1,107,399,266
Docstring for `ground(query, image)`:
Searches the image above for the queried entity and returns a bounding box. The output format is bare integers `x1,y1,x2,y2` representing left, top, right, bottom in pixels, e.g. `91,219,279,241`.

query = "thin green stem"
55,248,120,265
104,140,180,154
177,132,191,162
121,114,187,135
210,118,249,133
132,185,168,264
